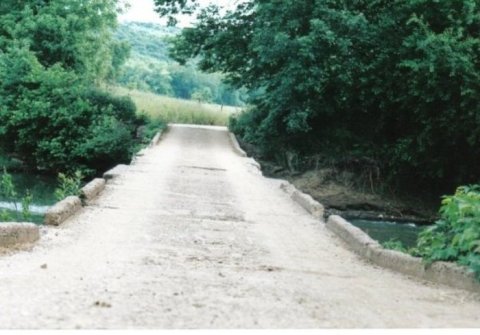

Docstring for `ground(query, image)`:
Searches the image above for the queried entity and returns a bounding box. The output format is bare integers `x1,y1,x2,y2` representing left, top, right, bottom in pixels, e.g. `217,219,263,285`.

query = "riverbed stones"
44,196,82,226
0,222,39,247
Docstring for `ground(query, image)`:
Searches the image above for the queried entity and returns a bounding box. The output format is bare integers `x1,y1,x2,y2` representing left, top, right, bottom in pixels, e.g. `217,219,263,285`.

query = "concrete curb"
326,215,480,293
0,223,40,247
279,180,297,195
228,132,247,157
325,214,381,256
279,181,325,220
246,158,262,171
149,130,163,148
103,164,129,180
80,178,106,203
241,158,479,292
132,130,165,165
44,196,82,226
130,148,147,165
228,131,263,175
291,190,325,220
135,148,148,157
1,128,164,246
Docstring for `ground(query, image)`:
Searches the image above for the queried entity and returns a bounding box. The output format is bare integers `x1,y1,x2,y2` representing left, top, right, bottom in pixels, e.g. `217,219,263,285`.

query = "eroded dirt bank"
254,156,439,224
0,124,478,328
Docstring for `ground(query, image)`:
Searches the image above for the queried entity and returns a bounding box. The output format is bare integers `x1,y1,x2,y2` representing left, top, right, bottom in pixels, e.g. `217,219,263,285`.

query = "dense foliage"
156,0,480,194
0,0,144,176
114,21,245,106
411,185,480,278
54,171,83,201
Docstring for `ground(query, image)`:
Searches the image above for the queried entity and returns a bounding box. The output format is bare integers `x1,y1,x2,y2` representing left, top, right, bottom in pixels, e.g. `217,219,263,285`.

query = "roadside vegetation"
158,0,480,195
414,186,480,278
0,1,165,223
382,185,480,279
156,0,480,278
54,171,84,202
0,2,233,223
0,1,152,178
107,86,238,127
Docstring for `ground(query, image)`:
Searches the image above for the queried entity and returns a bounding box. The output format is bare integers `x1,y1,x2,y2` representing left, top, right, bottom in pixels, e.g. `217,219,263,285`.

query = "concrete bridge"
0,124,479,328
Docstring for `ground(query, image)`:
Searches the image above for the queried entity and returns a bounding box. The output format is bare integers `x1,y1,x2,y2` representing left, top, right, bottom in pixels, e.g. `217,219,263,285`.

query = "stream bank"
256,157,439,225
265,162,437,247
286,169,437,224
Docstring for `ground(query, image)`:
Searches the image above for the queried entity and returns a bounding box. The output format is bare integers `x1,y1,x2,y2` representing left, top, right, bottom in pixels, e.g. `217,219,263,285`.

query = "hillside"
114,22,245,106
115,21,179,62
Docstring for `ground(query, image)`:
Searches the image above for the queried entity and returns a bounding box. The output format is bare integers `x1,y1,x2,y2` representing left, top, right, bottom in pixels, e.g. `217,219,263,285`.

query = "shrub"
85,89,139,128
411,185,480,279
54,171,83,201
0,49,142,176
382,239,408,253
139,115,166,145
75,115,135,173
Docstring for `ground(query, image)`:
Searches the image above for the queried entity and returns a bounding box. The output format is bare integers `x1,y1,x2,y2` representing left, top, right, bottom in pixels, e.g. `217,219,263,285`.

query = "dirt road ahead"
0,124,479,328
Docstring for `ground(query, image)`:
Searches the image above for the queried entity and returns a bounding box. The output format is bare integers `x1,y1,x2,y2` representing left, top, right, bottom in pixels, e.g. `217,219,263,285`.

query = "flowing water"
0,173,57,224
349,219,430,248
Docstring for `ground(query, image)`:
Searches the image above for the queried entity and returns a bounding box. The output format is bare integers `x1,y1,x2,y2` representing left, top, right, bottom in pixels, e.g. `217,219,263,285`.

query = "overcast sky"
119,0,234,26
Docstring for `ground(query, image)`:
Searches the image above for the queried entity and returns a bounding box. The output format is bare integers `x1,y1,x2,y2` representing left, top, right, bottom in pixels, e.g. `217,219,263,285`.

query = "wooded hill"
114,21,245,106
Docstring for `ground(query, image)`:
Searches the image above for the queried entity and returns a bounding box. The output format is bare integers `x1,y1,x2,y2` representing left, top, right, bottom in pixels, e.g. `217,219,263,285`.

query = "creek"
0,173,57,224
349,219,431,248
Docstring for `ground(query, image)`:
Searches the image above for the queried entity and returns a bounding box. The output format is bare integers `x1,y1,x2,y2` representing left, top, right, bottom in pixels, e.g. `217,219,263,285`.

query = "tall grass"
107,86,242,126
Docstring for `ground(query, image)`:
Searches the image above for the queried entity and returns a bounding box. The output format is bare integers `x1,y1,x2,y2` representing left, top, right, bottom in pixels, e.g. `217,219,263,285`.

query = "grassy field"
107,86,242,126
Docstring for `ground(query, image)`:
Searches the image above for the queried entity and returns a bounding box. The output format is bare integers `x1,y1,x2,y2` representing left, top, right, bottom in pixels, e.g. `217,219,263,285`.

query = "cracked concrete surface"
0,124,479,329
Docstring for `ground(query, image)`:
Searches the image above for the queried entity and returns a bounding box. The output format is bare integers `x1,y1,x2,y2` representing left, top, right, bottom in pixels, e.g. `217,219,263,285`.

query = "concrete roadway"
0,124,479,328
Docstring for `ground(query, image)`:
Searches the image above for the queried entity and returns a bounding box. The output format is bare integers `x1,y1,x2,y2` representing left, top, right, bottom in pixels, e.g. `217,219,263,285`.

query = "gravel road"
0,124,479,329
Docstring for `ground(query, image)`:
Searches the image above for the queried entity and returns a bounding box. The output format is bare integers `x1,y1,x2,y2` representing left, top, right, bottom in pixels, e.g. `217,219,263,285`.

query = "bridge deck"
0,124,478,328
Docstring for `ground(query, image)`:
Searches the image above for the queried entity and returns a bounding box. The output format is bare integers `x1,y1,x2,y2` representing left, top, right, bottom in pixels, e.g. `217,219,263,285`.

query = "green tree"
113,21,245,106
0,0,120,81
156,0,480,194
191,87,213,103
0,1,141,175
